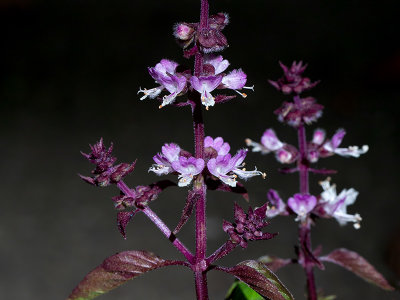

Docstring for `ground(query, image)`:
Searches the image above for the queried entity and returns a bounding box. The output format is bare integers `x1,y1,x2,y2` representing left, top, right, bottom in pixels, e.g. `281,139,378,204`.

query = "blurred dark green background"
1,0,399,299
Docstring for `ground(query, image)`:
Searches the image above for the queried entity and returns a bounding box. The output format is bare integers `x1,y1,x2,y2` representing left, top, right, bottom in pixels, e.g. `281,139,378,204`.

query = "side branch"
117,180,195,264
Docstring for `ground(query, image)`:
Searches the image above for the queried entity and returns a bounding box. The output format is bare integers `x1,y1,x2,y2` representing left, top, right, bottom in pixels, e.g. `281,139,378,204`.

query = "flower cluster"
265,178,362,229
174,12,229,53
80,138,136,187
138,55,253,109
246,127,368,164
268,61,319,95
274,96,324,127
308,128,369,161
223,203,277,248
149,136,265,187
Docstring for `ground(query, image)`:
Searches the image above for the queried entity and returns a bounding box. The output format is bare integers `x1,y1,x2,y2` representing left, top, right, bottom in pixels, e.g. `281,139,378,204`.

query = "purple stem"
295,96,317,300
192,1,209,299
117,180,195,264
297,123,309,195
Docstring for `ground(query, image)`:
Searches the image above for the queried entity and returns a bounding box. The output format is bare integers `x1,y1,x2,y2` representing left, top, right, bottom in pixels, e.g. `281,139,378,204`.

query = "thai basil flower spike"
69,1,294,299
245,61,394,300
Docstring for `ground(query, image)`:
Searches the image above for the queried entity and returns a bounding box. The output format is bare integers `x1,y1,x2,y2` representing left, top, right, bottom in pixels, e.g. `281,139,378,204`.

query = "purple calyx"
173,12,229,53
269,61,319,95
223,203,277,248
80,138,136,187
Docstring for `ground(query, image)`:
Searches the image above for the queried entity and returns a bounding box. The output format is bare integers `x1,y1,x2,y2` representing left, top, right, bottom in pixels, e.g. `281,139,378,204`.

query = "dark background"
1,0,399,299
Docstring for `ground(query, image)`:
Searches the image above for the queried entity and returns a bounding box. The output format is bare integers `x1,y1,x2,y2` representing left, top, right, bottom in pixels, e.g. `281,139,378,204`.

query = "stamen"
245,138,252,146
233,90,247,98
262,172,267,179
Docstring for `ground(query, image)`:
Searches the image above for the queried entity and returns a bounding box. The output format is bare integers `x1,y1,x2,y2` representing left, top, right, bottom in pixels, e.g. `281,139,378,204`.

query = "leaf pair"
68,252,293,300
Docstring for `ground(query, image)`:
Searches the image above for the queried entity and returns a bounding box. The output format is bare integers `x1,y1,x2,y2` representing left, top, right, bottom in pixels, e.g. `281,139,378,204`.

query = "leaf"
226,281,264,300
216,260,294,300
67,250,187,300
320,248,394,291
258,255,292,273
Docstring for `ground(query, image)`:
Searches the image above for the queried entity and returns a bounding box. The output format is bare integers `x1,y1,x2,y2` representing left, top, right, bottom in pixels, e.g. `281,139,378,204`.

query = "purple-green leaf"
258,255,292,273
67,250,187,300
320,248,394,291
216,260,294,300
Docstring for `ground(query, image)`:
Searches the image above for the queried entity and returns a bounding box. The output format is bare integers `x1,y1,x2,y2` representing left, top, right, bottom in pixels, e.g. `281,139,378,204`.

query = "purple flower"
269,61,319,95
204,136,230,156
171,156,205,187
287,193,317,222
223,203,276,248
246,129,283,154
190,75,223,108
317,179,362,229
207,149,265,187
274,97,324,127
246,129,298,164
265,189,288,218
204,55,230,75
221,69,254,98
138,59,187,108
322,129,369,158
149,143,205,187
80,139,136,187
149,143,181,175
